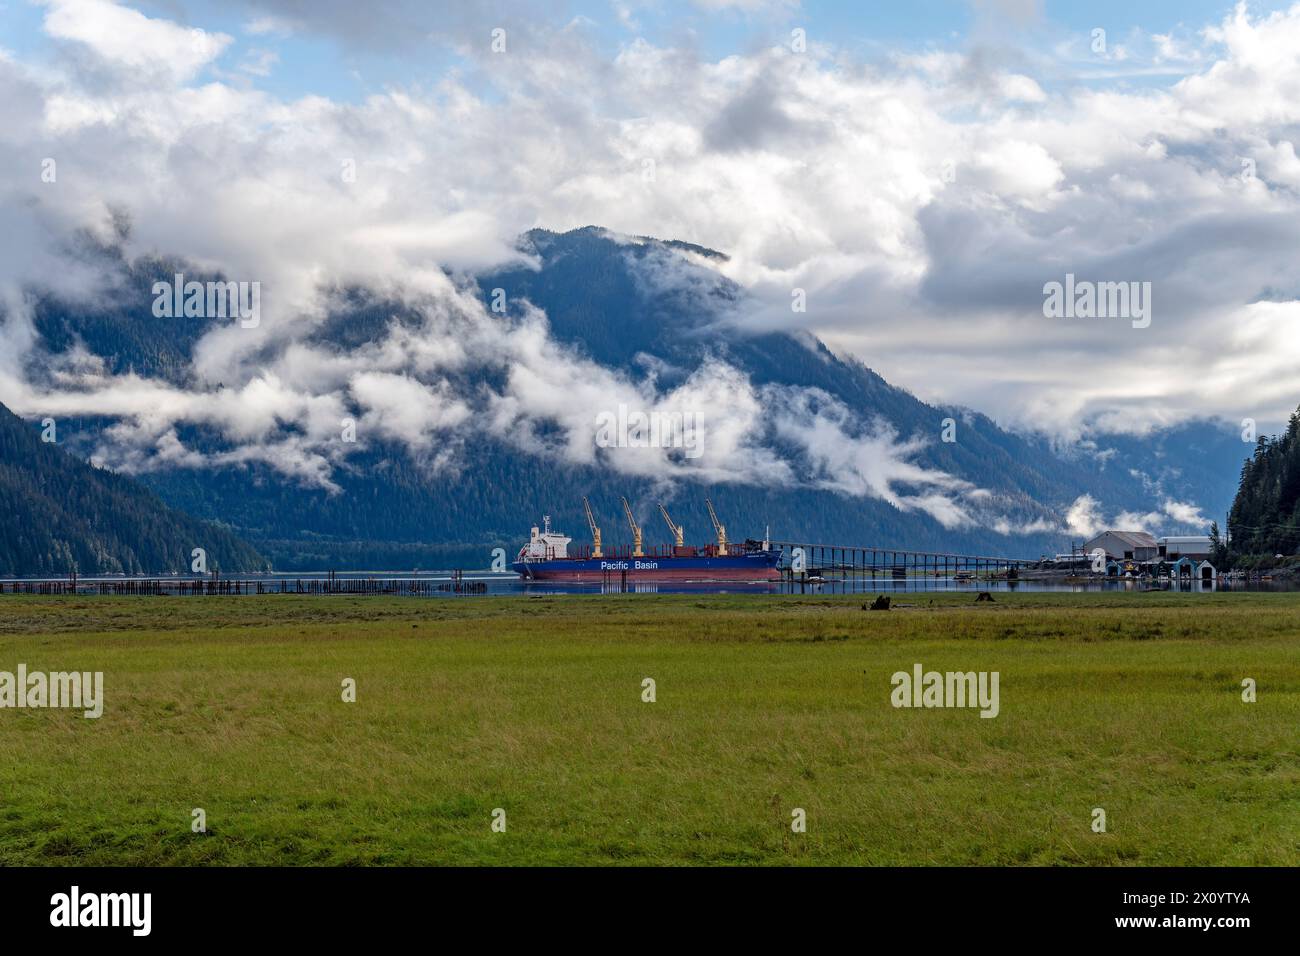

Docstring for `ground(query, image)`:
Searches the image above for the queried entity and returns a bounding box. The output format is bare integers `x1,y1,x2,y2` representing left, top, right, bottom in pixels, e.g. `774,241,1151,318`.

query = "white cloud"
1065,494,1104,538
1063,492,1208,540
967,139,1063,200
692,0,798,11
770,388,983,528
0,0,1290,536
1161,499,1206,526
41,0,231,84
244,15,295,37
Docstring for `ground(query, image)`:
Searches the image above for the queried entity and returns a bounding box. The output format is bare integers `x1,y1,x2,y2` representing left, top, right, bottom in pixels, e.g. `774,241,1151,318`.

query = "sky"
0,0,1298,536
0,2,1258,101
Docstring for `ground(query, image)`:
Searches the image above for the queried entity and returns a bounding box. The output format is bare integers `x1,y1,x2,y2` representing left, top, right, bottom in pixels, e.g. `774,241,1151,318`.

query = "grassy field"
0,591,1296,866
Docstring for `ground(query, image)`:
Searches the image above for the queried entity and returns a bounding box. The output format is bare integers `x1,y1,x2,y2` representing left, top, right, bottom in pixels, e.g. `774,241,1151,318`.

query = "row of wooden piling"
0,576,488,596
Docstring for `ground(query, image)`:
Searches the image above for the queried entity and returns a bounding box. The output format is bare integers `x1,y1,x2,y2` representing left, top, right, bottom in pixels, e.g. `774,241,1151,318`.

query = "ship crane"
658,503,684,549
582,496,602,558
705,498,728,556
621,496,644,557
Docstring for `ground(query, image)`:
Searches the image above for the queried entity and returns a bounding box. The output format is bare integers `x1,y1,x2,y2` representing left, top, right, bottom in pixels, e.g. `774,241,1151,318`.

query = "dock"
770,541,1032,582
0,572,488,597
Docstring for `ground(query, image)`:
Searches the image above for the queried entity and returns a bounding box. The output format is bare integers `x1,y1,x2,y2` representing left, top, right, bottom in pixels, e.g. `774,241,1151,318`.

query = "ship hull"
513,552,782,582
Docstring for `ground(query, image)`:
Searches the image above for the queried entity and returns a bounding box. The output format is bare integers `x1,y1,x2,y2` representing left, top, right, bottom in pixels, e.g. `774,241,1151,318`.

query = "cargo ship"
511,498,782,582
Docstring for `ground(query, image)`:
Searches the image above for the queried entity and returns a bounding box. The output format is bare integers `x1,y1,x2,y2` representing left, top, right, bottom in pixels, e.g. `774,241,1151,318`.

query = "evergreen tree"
1225,407,1300,564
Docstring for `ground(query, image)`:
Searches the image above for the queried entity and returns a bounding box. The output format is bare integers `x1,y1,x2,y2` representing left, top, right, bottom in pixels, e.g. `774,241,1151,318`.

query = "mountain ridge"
3,226,1247,570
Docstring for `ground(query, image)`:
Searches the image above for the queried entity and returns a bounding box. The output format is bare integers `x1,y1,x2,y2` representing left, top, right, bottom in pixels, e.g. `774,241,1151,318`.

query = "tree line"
0,403,266,577
1218,407,1300,569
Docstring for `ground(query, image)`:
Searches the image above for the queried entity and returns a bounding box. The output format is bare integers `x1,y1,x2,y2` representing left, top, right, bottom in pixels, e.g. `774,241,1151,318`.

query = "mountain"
481,227,1245,525
10,227,1247,570
0,401,266,576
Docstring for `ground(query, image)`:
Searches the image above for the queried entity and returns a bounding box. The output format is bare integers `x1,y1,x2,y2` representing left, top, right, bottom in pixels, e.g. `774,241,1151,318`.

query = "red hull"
523,568,782,582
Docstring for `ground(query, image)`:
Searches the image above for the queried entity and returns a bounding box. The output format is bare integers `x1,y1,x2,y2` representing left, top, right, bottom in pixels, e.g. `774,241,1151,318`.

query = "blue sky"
0,0,1286,103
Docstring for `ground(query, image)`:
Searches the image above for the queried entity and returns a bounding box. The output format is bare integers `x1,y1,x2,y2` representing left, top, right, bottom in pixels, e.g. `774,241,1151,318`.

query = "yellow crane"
621,496,644,557
658,502,684,548
705,498,728,555
582,496,602,558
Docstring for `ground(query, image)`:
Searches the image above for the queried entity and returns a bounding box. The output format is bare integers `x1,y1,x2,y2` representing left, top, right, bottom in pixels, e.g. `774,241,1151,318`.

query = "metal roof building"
1157,536,1213,560
1084,530,1158,561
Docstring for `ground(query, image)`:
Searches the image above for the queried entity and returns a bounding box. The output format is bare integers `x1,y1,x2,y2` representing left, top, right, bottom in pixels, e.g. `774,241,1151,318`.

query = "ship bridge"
519,515,572,561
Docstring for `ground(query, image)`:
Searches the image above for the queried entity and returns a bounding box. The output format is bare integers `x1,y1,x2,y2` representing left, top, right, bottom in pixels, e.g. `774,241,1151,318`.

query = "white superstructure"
517,515,572,562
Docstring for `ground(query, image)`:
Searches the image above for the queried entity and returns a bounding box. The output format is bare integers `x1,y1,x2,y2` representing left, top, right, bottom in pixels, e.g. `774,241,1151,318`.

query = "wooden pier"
1,544,1038,598
0,572,488,597
771,541,1032,583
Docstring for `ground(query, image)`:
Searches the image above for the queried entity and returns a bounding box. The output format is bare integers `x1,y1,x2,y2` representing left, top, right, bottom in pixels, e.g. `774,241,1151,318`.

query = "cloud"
691,0,800,15
770,388,983,528
236,48,279,78
969,0,1043,26
1064,492,1208,539
350,371,473,451
226,0,572,54
41,0,231,85
0,0,1287,536
1160,499,1206,527
243,15,295,37
1065,493,1104,538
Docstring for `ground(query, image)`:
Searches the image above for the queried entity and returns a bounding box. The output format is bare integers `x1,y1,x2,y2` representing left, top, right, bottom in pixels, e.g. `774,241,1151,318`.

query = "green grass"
0,591,1296,866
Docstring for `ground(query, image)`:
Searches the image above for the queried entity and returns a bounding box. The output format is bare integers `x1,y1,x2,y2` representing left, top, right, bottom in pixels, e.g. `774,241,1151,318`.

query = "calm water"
479,576,1287,595
8,571,1291,596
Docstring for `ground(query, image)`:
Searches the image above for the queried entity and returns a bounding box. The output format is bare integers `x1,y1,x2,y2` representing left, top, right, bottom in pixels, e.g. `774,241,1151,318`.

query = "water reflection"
8,570,1290,597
